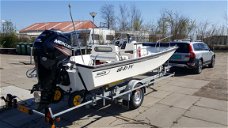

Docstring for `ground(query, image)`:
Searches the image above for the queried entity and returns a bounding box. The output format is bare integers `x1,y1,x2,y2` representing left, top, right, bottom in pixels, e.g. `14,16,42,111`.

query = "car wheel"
194,60,202,74
208,56,215,68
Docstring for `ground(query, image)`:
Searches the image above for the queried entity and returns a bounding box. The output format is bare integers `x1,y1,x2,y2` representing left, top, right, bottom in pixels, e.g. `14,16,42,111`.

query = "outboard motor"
32,30,72,110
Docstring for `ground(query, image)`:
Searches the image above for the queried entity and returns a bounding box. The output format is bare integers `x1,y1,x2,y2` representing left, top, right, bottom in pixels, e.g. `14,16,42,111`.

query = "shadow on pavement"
170,67,201,77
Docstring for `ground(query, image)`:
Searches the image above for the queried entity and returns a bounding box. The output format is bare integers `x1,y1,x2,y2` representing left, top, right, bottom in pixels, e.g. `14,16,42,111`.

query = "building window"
92,34,100,40
106,35,114,40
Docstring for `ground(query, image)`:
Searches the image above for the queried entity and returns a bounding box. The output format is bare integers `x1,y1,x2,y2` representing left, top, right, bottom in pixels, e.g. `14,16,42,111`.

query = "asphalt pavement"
0,53,227,128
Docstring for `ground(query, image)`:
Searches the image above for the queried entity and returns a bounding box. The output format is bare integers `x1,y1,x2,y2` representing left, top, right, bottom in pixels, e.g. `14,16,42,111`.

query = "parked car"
169,40,215,74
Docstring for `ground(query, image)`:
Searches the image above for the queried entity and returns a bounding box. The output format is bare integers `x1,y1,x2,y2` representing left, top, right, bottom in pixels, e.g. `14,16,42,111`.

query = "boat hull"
66,47,177,91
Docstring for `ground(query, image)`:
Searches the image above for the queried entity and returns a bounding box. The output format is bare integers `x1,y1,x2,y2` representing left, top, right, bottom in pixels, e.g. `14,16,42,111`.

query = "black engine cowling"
33,30,72,110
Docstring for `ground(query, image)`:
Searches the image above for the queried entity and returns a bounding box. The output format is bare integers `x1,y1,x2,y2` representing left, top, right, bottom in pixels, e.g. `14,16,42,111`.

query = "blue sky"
1,0,227,30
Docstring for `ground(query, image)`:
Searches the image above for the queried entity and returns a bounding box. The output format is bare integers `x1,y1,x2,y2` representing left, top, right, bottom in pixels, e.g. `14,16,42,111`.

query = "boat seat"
70,54,91,65
90,45,121,63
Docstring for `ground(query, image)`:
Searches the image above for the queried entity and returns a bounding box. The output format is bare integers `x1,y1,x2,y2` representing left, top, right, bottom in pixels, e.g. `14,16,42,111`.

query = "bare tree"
130,5,143,31
1,20,16,34
157,10,196,40
156,12,168,36
187,20,196,36
118,4,129,31
197,21,210,40
100,4,115,29
143,21,156,34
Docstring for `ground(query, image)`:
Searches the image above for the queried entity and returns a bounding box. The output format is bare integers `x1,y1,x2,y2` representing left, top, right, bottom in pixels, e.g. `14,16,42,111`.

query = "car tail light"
185,44,195,59
189,52,195,59
189,45,196,58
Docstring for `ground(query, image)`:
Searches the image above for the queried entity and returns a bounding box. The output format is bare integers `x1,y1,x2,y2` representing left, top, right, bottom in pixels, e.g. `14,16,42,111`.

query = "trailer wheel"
129,84,144,109
68,92,84,107
52,87,64,103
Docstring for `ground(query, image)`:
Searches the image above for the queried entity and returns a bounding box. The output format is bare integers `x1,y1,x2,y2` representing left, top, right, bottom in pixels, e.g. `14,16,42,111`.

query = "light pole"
90,12,97,45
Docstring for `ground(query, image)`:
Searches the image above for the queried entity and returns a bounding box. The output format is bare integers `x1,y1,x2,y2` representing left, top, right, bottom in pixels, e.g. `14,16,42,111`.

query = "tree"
156,13,168,36
1,20,16,34
130,5,143,31
100,4,115,29
118,4,129,31
142,21,156,33
0,20,33,48
0,20,18,48
197,22,210,40
156,10,196,40
0,33,18,48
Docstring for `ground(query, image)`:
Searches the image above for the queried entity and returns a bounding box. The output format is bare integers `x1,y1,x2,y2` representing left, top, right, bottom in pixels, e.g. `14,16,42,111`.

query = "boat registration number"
117,64,133,72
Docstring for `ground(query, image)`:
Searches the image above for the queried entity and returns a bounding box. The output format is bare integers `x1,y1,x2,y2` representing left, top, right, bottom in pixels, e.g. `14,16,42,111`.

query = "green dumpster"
26,43,32,55
21,43,27,55
16,44,21,55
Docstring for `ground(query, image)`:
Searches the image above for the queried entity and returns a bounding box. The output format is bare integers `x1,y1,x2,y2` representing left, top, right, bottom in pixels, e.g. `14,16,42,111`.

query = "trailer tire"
68,91,84,108
52,87,64,103
129,84,144,110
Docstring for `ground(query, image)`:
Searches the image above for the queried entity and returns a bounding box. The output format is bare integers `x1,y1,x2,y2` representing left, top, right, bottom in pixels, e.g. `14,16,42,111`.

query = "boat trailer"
1,65,174,128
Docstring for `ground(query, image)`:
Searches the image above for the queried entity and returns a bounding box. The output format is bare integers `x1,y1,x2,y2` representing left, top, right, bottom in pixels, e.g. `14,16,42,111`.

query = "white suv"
169,40,215,74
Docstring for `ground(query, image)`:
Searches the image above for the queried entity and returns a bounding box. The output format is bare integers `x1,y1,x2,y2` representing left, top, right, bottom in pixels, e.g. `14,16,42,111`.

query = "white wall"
87,28,115,45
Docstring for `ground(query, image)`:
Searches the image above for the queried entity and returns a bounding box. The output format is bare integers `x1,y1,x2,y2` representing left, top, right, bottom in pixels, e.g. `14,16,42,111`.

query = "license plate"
171,55,181,59
18,105,30,114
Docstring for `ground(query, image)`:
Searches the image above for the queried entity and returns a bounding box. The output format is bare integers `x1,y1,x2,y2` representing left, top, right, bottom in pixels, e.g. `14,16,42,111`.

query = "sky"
1,0,227,31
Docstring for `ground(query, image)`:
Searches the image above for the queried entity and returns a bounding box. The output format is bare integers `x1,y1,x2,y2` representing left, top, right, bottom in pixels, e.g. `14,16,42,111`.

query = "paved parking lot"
0,52,227,128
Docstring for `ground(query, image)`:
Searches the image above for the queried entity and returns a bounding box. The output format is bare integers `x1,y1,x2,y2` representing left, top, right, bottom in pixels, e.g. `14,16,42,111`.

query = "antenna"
68,4,84,63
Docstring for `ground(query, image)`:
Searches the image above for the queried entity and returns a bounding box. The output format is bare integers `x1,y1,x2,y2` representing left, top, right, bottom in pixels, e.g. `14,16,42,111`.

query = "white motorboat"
31,30,177,109
59,41,177,92
2,30,177,126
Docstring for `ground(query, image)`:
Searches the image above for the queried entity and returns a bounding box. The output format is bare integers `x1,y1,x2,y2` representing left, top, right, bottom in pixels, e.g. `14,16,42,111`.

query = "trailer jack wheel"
68,92,84,107
52,87,63,103
129,84,144,110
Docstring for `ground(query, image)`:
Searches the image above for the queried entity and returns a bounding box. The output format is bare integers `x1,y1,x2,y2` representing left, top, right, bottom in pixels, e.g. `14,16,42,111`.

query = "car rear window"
171,43,189,53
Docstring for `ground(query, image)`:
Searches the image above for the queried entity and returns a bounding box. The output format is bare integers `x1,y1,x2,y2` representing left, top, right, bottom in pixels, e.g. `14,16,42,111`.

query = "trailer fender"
122,80,145,101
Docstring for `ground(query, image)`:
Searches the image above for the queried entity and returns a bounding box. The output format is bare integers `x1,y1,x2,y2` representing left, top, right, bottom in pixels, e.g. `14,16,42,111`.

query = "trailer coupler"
1,94,18,109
